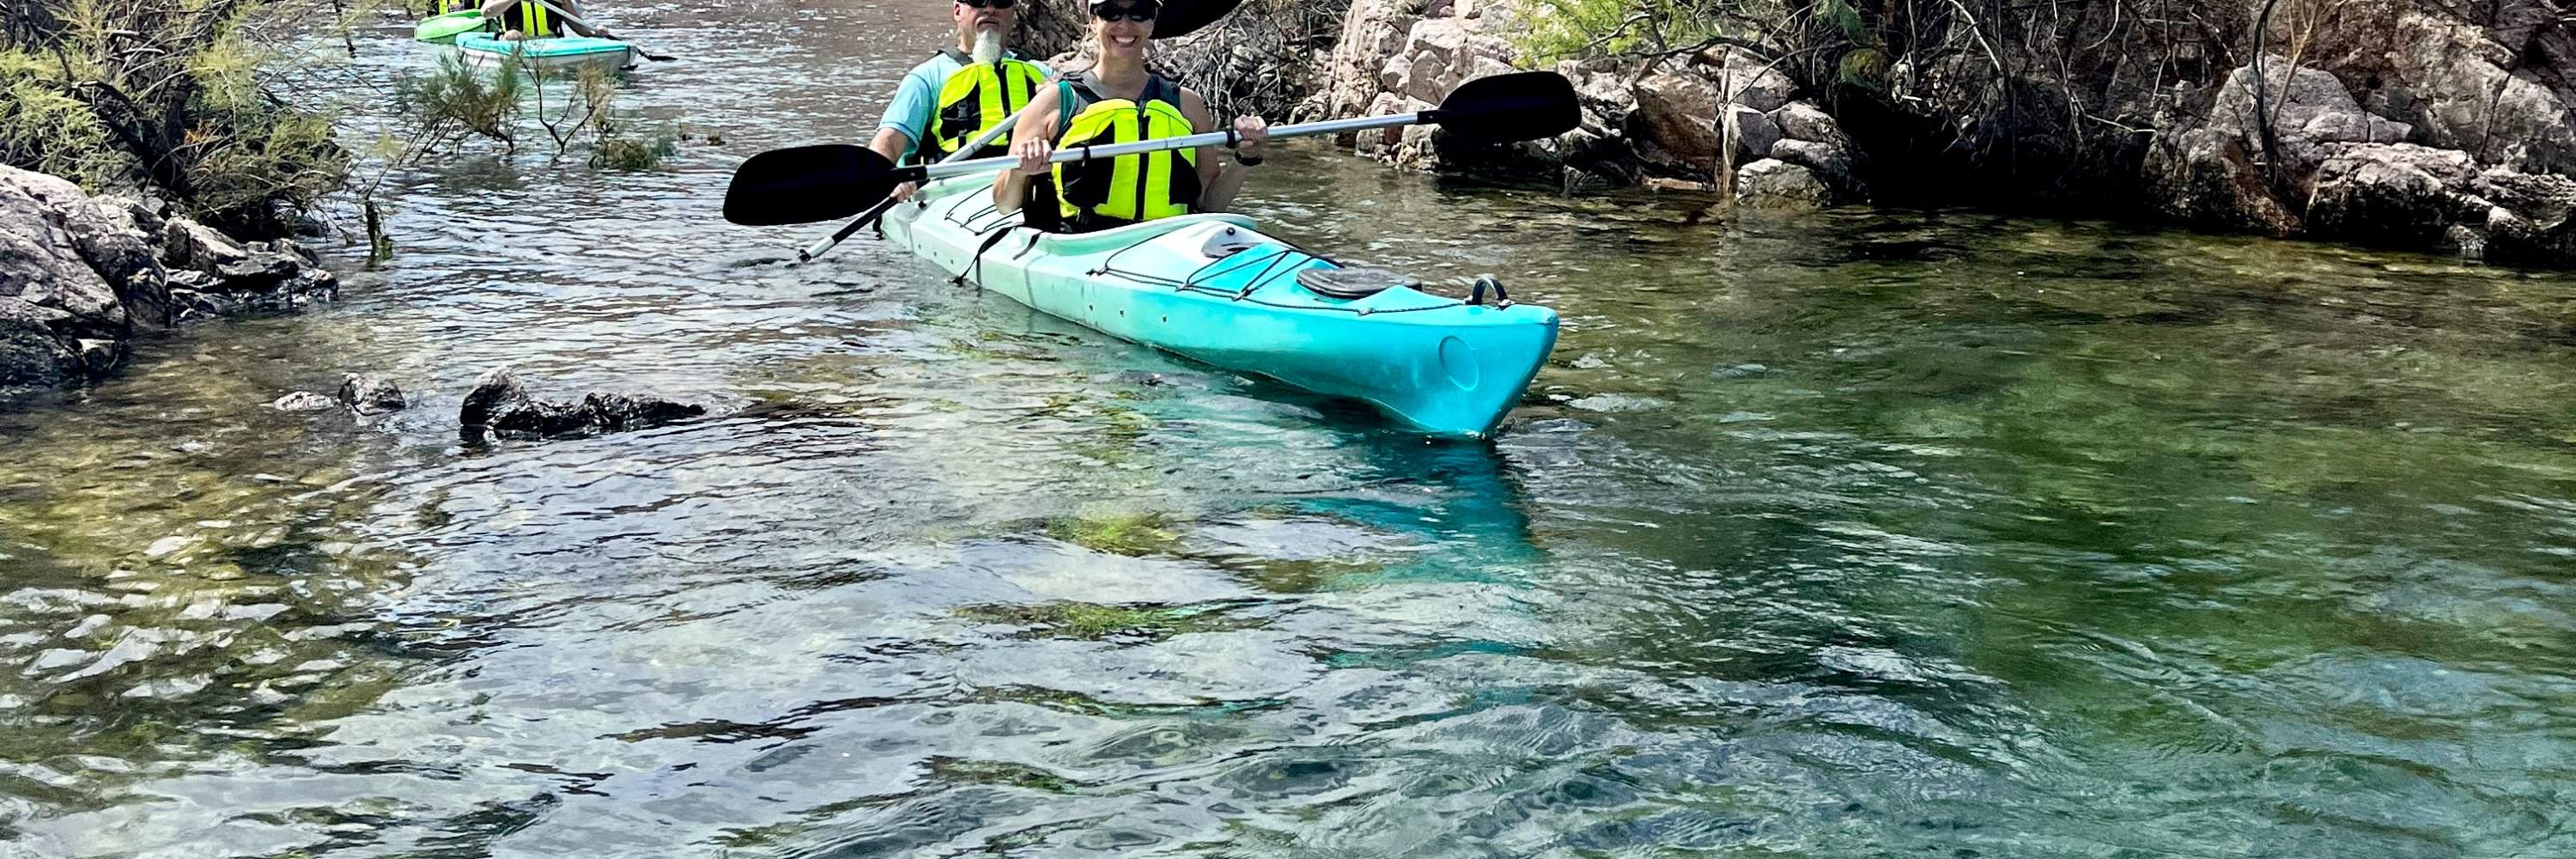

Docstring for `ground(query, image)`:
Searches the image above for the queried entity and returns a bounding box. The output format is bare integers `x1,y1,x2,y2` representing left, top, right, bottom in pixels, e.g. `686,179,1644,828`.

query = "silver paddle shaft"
799,95,1040,261
917,113,1425,181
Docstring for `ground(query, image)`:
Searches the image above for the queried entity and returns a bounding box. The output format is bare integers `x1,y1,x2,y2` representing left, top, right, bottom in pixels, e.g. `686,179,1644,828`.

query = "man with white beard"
867,0,1056,201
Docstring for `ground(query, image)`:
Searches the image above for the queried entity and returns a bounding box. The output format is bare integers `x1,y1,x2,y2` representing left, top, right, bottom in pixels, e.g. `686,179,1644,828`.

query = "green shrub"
397,53,526,149
589,131,677,171
1512,0,1740,63
0,0,355,237
0,63,125,189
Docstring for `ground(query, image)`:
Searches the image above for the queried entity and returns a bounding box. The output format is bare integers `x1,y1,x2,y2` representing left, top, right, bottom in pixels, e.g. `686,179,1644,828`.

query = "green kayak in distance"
451,32,636,76
413,10,486,44
881,176,1558,439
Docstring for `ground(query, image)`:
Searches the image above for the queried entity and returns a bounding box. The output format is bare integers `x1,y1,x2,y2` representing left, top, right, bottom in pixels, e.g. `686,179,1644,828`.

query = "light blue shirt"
878,51,1055,164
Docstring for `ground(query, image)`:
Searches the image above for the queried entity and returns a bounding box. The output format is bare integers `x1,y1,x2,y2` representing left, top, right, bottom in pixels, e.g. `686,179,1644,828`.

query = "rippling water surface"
5,3,2576,856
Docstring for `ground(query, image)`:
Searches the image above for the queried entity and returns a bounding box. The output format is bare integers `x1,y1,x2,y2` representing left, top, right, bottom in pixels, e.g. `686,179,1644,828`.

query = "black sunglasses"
1091,1,1157,20
957,0,1017,9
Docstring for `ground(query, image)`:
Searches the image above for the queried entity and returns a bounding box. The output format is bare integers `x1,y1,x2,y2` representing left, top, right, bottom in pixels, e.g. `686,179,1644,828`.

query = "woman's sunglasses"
1091,1,1158,21
957,0,1017,9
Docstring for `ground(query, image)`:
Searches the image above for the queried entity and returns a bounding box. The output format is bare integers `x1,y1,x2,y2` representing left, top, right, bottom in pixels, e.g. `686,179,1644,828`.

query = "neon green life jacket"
1051,71,1201,233
928,51,1047,161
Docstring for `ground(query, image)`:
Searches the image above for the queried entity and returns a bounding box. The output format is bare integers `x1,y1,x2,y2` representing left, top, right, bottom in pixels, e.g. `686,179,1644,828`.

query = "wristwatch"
1233,151,1263,166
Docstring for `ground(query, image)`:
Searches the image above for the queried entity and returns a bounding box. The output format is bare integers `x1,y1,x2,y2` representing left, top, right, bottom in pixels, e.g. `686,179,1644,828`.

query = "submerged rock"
337,373,406,415
459,366,707,443
271,391,338,411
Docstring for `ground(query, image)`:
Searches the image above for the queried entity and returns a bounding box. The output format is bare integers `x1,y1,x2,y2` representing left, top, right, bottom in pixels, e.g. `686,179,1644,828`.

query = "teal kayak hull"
452,33,635,76
882,177,1558,439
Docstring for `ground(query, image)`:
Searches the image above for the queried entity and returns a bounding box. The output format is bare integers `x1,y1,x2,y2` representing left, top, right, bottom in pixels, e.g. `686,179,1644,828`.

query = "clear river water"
3,1,2574,856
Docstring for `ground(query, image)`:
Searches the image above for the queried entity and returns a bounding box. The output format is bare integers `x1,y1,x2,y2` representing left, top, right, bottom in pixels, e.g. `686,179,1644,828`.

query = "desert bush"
0,0,355,236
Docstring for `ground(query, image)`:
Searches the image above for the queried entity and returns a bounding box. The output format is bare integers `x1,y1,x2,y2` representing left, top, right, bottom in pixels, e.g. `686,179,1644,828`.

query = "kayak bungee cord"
938,194,1473,315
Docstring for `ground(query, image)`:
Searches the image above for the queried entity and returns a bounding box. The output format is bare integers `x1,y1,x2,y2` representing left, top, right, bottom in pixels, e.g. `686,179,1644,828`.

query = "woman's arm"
1182,88,1265,214
994,84,1065,213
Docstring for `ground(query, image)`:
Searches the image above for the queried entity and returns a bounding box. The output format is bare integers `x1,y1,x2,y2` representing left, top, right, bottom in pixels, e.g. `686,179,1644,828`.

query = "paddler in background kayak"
870,0,1056,201
444,0,617,40
990,0,1268,233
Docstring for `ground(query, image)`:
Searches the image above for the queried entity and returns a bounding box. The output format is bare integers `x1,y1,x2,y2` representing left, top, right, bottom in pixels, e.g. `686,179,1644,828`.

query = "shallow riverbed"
3,2,2574,855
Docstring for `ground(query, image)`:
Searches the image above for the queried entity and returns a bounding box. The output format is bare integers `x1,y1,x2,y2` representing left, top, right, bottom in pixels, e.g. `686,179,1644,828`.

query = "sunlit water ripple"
3,2,2574,856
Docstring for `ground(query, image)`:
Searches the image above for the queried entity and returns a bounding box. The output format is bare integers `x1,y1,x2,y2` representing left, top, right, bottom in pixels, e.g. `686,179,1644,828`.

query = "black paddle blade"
1427,71,1581,143
1153,0,1240,39
723,144,900,226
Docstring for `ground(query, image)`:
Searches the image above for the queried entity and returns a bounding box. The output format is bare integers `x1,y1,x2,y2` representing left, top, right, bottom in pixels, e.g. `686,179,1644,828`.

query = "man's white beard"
971,29,1003,64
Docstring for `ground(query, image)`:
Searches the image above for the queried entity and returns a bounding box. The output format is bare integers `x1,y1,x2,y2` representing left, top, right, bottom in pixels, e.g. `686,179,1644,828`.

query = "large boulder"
1772,102,1852,149
2204,55,2413,175
1632,70,1722,168
1771,138,1859,199
2142,56,2410,238
0,169,167,327
2305,143,2481,245
1714,48,1795,113
2472,166,2576,228
1403,17,1468,70
2144,126,2305,236
158,217,337,309
1402,50,1452,104
1735,159,1831,209
1724,105,1781,163
0,298,77,389
0,167,154,391
2335,9,2576,174
162,216,247,272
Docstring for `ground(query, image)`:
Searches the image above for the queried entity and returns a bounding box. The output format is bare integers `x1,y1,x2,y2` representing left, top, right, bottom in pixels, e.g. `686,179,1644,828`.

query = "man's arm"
994,83,1064,213
873,68,938,199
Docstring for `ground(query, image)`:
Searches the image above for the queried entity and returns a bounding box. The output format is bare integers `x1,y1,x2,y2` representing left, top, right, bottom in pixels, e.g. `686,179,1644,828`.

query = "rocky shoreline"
1141,0,2576,266
2,165,338,396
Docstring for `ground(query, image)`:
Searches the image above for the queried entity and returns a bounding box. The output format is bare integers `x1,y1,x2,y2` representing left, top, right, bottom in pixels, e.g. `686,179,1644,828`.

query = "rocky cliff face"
1,165,337,396
2136,0,2576,263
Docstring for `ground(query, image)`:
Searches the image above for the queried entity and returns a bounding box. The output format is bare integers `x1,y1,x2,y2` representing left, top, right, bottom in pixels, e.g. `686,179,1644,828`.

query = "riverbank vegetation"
3,0,675,253
0,0,355,237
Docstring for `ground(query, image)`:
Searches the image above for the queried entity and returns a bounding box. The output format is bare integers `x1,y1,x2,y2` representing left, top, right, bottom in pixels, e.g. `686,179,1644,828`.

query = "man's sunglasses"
1091,1,1158,21
957,0,1017,9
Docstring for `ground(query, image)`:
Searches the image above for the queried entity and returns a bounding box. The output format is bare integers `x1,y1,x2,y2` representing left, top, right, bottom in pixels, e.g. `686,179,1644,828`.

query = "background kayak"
452,32,636,76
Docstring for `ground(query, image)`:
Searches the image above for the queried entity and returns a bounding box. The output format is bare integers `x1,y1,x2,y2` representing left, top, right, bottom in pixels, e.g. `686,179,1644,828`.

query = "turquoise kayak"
880,177,1558,438
452,32,635,76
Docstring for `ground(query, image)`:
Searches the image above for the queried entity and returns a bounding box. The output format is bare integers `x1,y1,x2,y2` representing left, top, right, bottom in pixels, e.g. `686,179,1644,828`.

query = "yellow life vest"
929,53,1047,161
489,0,558,36
439,0,501,31
1052,73,1200,233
